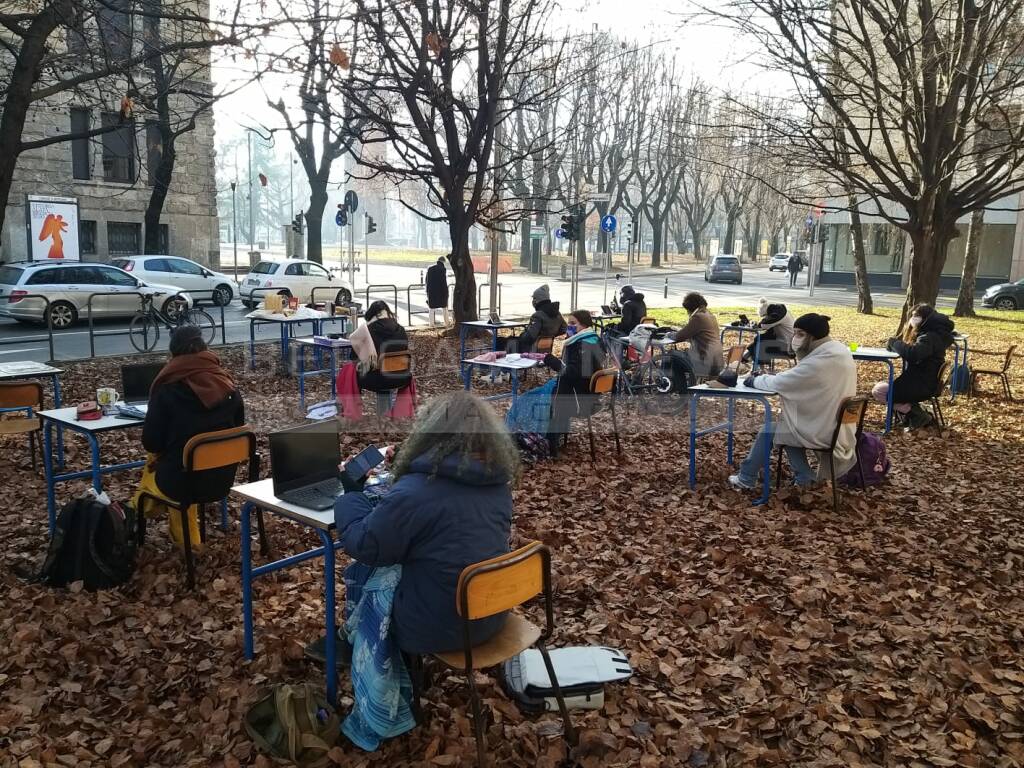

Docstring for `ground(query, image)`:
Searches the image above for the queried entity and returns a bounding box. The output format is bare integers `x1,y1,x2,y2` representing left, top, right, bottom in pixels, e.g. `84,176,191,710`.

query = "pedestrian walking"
425,256,450,327
787,253,802,287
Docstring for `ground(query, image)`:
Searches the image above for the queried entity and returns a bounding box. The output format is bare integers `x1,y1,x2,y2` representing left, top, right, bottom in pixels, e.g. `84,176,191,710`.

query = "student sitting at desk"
134,325,245,550
605,284,647,337
544,310,610,455
333,391,516,746
743,298,796,363
502,284,567,352
729,313,856,491
337,301,414,418
662,292,724,390
873,303,955,430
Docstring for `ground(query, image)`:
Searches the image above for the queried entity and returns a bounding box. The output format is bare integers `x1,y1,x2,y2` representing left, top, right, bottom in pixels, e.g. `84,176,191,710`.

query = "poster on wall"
25,195,80,261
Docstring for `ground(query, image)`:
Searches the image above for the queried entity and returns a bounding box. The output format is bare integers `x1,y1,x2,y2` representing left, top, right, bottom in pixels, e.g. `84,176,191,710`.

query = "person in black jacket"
607,285,647,336
873,304,955,429
545,310,610,455
787,253,802,287
503,284,567,352
135,325,244,550
425,256,450,327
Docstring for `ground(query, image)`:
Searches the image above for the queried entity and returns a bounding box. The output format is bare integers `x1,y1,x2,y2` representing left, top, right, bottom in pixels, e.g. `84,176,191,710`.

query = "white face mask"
910,315,923,328
791,332,809,353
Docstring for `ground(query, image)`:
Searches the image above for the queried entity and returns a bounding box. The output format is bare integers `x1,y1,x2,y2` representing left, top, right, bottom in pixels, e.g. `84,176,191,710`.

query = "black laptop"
269,422,342,510
119,363,162,414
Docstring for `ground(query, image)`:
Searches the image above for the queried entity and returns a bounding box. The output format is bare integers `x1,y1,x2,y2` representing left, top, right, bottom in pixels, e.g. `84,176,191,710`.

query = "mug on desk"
96,387,119,413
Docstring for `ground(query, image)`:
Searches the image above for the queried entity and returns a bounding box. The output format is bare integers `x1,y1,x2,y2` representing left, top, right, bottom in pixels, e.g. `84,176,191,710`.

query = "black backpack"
38,496,138,590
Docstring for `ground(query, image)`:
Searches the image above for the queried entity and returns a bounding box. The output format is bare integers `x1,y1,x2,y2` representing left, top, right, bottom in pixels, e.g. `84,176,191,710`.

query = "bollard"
664,277,669,299
561,264,567,280
420,270,424,284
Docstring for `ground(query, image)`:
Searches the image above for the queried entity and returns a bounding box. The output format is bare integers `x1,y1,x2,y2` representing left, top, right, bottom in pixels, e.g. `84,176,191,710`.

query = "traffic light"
291,212,303,234
623,220,634,241
337,202,348,226
366,214,377,235
559,213,578,241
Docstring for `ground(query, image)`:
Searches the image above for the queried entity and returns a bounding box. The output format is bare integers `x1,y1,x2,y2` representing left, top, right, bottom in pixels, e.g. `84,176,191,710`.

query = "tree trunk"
305,182,328,263
143,138,176,253
954,208,984,317
650,214,663,267
449,218,477,323
722,213,737,254
0,3,69,237
847,193,873,314
902,222,954,324
689,223,705,261
577,219,588,267
519,215,532,268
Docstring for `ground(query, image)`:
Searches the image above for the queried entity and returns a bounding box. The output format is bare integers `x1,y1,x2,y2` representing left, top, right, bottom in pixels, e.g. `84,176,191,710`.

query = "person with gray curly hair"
334,390,518,655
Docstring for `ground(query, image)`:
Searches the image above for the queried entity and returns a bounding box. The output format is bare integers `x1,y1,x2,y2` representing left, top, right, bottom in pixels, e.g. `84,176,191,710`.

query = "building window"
101,113,136,183
80,220,97,255
146,122,163,187
98,0,131,60
70,108,91,180
107,222,141,256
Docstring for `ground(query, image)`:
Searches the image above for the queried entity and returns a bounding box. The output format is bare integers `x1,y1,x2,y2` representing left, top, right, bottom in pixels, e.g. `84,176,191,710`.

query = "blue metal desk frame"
236,483,343,703
852,348,900,434
689,385,777,505
248,316,349,372
720,325,763,367
294,339,353,412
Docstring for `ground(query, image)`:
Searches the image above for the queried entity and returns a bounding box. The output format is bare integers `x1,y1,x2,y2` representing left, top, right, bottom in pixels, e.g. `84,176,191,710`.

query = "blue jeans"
738,426,816,486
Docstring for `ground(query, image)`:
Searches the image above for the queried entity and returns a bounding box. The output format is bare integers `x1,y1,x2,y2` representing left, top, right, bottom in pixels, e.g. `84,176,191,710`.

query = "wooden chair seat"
433,613,541,670
972,367,1004,376
0,417,40,435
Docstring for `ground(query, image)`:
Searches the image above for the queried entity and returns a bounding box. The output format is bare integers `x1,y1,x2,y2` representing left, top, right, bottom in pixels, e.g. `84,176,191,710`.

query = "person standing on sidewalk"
787,253,802,287
426,256,450,327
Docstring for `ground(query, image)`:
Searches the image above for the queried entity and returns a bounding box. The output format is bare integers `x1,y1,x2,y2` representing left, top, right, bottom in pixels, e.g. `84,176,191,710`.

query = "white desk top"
852,347,900,360
463,357,543,370
230,478,337,530
691,383,778,396
292,336,353,348
38,406,145,432
0,361,62,378
461,319,529,329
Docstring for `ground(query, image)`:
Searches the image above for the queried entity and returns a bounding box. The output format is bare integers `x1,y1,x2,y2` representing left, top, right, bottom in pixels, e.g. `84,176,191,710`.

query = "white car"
0,260,192,329
240,259,353,309
111,255,237,306
769,253,792,272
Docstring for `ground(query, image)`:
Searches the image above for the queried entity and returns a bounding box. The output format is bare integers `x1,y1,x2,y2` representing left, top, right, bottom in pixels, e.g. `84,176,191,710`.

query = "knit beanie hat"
757,297,769,317
532,284,551,305
794,313,831,340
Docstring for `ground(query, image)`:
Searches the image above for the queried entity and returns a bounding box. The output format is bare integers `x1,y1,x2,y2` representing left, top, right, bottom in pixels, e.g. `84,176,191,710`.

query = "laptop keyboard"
281,480,342,509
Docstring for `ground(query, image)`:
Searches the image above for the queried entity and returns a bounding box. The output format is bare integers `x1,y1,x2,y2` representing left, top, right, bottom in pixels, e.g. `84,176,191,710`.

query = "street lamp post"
230,181,238,277
247,131,254,255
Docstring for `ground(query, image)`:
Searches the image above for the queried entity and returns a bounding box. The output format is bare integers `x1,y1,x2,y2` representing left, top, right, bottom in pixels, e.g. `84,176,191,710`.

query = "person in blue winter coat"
334,390,519,654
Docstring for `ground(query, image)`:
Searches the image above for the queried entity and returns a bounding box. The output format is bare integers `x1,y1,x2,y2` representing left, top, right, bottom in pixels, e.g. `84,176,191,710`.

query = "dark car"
981,278,1024,311
704,254,743,285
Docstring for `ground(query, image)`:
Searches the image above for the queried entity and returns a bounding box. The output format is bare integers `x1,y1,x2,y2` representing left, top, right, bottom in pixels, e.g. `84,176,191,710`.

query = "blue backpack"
840,432,891,487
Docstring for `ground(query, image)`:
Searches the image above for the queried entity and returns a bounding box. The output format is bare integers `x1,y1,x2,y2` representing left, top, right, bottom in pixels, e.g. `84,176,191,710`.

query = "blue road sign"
555,227,565,239
601,215,617,233
335,211,345,226
805,214,814,227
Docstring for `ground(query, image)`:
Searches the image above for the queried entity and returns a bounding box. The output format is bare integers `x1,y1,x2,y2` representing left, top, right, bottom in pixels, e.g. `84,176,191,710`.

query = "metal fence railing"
478,282,503,316
364,284,399,313
87,290,227,357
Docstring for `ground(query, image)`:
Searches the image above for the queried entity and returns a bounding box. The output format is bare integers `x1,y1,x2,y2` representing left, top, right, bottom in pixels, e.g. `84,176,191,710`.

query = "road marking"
0,347,44,355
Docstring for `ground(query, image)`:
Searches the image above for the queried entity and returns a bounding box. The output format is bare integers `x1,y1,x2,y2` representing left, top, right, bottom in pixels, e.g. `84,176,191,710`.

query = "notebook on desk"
269,421,342,510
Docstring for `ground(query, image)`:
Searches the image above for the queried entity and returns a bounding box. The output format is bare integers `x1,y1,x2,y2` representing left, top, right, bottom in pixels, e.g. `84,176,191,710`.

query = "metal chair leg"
829,454,838,513
466,668,488,767
180,506,197,590
256,508,271,557
587,417,596,463
199,504,207,544
28,431,37,471
537,641,577,747
611,397,621,455
775,447,784,490
1003,374,1013,402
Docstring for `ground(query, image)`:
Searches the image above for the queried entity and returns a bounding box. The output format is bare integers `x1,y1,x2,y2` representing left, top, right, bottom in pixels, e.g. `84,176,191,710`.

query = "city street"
0,259,942,364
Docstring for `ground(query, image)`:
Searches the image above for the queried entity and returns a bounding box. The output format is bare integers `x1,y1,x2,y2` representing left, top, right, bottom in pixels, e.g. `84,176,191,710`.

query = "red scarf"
151,351,235,409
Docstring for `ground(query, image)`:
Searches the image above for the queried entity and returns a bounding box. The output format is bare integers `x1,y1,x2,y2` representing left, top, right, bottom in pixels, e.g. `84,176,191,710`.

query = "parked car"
769,253,791,272
981,278,1024,310
111,255,237,306
704,254,743,284
240,259,353,309
0,261,192,329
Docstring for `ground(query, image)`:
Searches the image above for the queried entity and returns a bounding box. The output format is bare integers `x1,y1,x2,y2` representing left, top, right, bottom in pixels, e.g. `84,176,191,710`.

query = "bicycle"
128,293,215,352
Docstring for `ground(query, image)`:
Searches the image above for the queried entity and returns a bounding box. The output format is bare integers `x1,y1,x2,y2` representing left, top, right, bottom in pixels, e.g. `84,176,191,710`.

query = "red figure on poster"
38,213,68,259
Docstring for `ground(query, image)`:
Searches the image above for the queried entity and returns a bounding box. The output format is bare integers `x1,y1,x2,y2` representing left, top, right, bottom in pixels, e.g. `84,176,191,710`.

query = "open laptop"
601,304,615,316
269,422,342,510
119,363,162,415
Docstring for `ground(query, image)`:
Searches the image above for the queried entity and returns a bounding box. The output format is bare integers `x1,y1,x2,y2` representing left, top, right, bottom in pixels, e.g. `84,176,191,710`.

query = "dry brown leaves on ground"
1,314,1023,768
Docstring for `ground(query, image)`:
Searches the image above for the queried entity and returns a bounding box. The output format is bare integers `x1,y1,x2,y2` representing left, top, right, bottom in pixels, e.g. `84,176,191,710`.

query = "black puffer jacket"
618,293,647,335
519,299,567,350
890,311,956,402
361,318,411,391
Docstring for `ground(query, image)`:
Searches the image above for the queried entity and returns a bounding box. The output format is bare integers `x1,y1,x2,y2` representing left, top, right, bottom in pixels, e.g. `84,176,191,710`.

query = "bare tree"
675,87,719,261
704,0,1024,317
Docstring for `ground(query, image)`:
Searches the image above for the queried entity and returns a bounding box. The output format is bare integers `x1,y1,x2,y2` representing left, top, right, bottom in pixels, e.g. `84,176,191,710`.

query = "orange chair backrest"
184,426,255,472
457,541,547,620
725,345,745,365
380,350,412,375
589,368,618,395
641,316,657,325
0,381,43,410
535,337,555,354
838,396,868,425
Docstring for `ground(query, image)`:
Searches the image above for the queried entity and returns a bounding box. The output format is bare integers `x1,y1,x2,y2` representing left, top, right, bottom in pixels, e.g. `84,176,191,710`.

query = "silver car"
705,254,743,284
0,260,192,329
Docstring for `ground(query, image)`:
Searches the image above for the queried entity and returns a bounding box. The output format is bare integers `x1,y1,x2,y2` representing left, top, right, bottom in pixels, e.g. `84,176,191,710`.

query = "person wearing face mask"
544,310,609,455
873,304,955,429
606,285,647,337
662,292,724,391
502,284,567,353
744,298,795,363
729,313,857,491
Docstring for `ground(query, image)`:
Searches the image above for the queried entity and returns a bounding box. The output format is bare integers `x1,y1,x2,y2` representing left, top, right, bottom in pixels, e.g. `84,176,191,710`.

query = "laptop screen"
269,422,341,497
121,363,163,404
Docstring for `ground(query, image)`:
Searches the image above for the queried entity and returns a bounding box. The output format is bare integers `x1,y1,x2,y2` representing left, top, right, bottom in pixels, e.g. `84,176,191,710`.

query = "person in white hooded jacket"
729,313,857,490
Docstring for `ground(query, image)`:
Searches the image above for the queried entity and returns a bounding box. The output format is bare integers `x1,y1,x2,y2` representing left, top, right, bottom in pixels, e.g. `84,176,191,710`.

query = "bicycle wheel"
183,308,216,345
128,313,160,352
